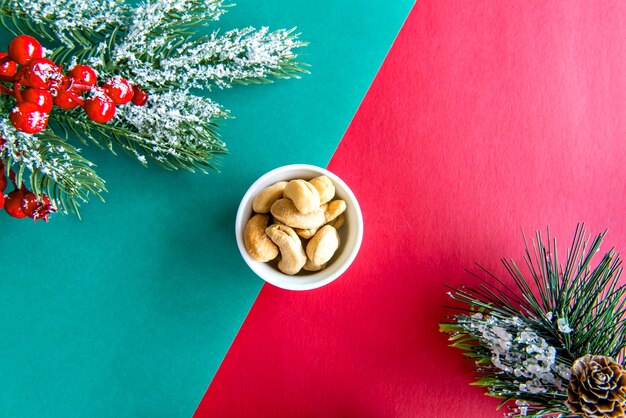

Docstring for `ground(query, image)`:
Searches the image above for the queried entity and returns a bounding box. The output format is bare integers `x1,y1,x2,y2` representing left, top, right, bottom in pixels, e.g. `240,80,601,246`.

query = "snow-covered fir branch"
107,0,226,71
0,118,104,212
0,119,70,187
114,90,228,168
139,27,306,89
0,0,307,216
458,313,572,397
3,0,127,47
99,24,305,90
123,0,226,44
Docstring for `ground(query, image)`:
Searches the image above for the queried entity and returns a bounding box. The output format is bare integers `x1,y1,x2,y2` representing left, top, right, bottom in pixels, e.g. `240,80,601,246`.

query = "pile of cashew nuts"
244,175,347,275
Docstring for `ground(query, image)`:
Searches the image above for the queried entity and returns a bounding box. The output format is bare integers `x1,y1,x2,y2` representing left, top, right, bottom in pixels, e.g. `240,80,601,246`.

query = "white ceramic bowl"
236,164,364,291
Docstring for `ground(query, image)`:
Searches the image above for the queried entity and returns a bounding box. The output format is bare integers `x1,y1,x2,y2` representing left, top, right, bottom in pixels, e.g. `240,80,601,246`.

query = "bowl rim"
235,164,363,291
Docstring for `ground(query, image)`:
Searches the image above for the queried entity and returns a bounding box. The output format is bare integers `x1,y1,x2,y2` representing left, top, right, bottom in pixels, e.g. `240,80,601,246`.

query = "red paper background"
197,1,626,416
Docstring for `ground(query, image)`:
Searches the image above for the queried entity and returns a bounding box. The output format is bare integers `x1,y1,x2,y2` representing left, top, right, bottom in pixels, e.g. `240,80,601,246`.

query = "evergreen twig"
0,0,306,217
440,225,626,417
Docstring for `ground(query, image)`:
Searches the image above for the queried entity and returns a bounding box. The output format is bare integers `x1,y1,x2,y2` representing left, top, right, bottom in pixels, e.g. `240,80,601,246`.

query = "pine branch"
441,225,626,417
0,0,129,44
124,0,227,41
0,0,132,68
0,1,57,42
51,90,229,172
0,0,307,219
0,116,105,216
106,26,308,91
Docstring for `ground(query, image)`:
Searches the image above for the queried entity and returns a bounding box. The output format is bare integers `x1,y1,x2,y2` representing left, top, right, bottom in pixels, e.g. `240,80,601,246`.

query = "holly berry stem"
12,82,22,102
9,66,27,83
70,82,94,91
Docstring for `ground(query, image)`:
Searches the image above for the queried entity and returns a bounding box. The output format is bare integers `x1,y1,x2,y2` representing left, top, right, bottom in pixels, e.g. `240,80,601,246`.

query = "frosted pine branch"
105,0,226,71
457,313,571,397
119,27,308,90
113,90,228,170
0,118,105,214
0,0,307,217
1,0,128,47
123,0,226,44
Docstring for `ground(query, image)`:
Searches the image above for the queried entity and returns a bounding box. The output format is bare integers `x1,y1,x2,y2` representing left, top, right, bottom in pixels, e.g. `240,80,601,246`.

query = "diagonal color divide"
0,1,414,417
196,1,626,416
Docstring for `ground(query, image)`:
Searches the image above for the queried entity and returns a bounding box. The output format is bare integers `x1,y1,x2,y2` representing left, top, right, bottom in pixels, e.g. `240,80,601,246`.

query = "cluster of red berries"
0,35,148,134
0,161,55,221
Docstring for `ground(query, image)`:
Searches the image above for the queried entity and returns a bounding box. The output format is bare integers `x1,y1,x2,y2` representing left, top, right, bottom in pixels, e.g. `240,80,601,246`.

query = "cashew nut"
295,226,319,239
303,258,327,272
246,176,347,275
283,179,320,214
265,224,307,275
244,214,279,262
324,200,346,224
309,175,335,205
297,202,345,237
270,198,325,229
328,213,345,230
306,225,340,266
252,181,288,214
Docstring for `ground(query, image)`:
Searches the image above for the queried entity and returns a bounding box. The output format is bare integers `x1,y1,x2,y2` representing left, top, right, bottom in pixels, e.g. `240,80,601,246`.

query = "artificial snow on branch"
0,0,307,219
440,225,626,417
112,26,306,90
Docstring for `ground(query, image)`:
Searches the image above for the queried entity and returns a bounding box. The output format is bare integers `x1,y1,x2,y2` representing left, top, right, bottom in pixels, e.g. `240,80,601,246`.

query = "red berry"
53,89,81,110
10,102,49,134
0,52,17,77
84,93,116,123
0,193,4,210
21,192,38,217
8,35,43,66
23,58,59,89
69,65,98,86
103,77,134,105
25,193,54,222
35,210,51,222
22,88,53,113
0,175,6,193
131,85,148,106
5,189,26,218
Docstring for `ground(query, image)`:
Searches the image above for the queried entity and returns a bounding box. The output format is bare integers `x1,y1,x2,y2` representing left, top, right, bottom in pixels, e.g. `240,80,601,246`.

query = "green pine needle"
441,225,626,417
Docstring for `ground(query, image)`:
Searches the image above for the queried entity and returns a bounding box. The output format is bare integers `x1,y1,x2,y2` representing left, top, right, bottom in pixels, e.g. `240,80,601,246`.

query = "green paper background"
0,1,413,416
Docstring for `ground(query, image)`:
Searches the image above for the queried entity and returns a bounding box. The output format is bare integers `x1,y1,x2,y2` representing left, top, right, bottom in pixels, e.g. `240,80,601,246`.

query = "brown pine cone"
567,355,626,417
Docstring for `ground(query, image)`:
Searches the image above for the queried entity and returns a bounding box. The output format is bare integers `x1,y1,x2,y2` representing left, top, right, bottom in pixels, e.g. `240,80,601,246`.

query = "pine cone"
567,355,626,417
